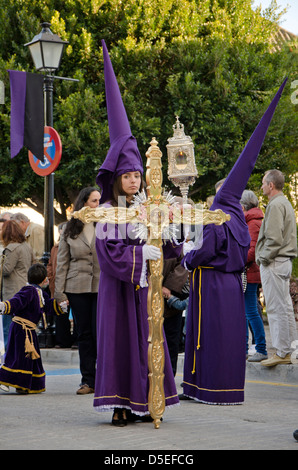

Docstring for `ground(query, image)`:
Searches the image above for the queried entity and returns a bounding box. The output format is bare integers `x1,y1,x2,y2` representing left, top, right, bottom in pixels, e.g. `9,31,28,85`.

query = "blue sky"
253,0,298,35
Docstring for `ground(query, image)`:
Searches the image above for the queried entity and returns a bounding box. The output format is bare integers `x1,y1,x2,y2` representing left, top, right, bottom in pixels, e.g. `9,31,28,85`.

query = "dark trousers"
55,307,75,348
66,292,97,388
164,312,183,376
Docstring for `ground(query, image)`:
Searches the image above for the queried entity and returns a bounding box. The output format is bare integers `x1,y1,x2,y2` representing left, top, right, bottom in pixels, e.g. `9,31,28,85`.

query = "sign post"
28,125,62,267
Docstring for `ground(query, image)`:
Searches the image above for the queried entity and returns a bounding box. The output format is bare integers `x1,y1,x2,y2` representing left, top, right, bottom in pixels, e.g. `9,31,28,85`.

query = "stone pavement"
1,324,298,451
0,366,298,451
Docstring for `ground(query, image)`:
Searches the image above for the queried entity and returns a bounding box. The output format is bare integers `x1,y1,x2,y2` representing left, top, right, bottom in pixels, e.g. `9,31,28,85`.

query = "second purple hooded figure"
182,79,287,404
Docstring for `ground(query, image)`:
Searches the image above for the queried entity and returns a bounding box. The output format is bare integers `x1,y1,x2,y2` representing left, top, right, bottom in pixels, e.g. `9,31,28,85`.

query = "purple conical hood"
211,78,287,245
102,39,131,142
96,40,143,203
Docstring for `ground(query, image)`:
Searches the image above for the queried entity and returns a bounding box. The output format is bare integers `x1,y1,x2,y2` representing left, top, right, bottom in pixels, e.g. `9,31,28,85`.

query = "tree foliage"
0,0,297,221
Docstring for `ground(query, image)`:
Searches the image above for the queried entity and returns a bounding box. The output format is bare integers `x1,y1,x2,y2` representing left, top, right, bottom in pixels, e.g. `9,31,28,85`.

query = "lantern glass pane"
28,42,43,70
175,151,188,170
41,42,64,70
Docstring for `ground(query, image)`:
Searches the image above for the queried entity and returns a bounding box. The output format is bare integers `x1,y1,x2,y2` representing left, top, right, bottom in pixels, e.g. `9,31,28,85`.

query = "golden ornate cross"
73,138,230,428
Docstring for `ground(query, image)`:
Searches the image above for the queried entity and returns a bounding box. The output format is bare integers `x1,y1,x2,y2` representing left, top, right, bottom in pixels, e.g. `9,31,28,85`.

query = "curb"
245,361,298,384
177,353,298,385
41,348,79,366
41,348,298,385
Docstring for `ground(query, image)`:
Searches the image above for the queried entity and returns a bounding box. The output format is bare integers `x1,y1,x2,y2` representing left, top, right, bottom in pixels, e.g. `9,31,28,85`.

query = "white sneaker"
0,384,9,392
291,349,298,364
248,344,256,356
248,352,268,362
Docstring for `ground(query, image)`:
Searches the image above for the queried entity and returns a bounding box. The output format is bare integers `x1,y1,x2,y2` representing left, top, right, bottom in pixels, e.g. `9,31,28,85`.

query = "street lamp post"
43,75,55,266
25,22,68,266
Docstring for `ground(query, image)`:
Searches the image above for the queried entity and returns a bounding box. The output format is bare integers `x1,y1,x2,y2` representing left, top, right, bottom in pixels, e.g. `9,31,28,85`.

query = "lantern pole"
25,23,69,265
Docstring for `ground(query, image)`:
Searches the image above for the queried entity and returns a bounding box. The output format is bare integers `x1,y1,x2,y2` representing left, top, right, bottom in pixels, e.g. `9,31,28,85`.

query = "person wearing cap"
93,41,180,426
181,80,287,405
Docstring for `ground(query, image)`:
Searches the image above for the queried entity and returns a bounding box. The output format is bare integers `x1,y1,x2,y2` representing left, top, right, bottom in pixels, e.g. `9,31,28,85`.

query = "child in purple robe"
0,263,67,394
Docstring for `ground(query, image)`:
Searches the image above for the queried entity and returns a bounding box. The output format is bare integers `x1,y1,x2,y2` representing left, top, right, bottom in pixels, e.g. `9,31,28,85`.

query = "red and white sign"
28,126,62,176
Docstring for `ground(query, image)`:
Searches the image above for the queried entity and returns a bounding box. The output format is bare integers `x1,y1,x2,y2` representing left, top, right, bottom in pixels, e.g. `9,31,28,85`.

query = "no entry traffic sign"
28,126,62,176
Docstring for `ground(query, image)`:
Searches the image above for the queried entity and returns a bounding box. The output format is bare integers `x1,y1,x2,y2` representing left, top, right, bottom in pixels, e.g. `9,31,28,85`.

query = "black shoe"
126,410,150,422
178,393,192,400
126,410,161,423
112,408,127,427
293,430,298,441
16,388,29,395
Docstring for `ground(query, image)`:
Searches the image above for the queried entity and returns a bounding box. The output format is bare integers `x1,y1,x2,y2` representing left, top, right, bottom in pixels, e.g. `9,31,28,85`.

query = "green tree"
0,0,297,222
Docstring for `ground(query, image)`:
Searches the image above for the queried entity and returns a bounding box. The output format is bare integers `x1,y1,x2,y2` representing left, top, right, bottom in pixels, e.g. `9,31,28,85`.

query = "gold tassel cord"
12,316,40,360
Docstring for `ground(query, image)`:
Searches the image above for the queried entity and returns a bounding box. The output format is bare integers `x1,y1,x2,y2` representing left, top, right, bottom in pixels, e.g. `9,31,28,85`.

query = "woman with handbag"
54,187,101,394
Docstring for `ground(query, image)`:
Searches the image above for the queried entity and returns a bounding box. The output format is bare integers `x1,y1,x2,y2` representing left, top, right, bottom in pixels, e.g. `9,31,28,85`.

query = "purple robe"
182,221,249,404
181,79,287,405
93,217,181,415
0,285,64,393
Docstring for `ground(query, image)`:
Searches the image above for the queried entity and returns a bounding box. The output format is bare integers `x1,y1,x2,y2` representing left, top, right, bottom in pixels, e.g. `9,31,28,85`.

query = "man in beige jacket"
12,213,44,263
256,169,297,366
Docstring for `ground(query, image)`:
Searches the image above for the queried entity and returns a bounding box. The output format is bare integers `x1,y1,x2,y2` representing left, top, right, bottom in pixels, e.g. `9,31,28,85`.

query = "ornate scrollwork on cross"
145,138,165,429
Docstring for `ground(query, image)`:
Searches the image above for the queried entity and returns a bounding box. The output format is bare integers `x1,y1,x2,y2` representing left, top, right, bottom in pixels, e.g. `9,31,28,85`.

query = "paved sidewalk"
1,324,297,451
0,369,297,450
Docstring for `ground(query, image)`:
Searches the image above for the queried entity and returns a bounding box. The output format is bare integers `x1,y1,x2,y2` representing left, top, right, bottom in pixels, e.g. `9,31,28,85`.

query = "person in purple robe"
93,41,180,426
181,79,287,405
0,263,66,394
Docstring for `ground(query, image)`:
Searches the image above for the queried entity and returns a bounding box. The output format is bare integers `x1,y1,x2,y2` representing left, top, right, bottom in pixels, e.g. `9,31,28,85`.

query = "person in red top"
240,190,268,361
